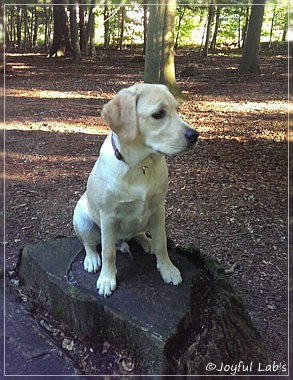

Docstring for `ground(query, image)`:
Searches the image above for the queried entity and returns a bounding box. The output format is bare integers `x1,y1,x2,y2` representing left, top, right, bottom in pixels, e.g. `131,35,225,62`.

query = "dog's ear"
101,87,137,144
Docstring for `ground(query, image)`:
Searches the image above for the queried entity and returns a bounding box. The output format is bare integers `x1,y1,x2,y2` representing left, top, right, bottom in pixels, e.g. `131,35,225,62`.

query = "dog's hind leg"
133,233,154,254
73,199,101,273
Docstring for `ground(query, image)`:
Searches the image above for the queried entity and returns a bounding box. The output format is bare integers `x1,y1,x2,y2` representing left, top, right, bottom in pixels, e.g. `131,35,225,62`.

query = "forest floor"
4,49,288,374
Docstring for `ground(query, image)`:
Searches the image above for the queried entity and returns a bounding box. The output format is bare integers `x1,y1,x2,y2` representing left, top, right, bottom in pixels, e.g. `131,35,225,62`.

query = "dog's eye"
152,110,166,119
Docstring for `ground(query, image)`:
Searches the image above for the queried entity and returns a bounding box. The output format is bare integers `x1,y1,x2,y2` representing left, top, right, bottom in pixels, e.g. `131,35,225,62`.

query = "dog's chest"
115,192,164,238
114,160,167,236
118,162,167,211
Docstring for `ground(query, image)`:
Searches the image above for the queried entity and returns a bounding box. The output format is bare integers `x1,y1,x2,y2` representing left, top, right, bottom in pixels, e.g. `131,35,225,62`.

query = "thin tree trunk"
268,6,276,48
44,7,49,51
104,6,110,48
203,2,214,56
23,6,28,51
16,6,21,47
69,4,82,62
119,6,126,50
237,10,241,48
282,17,287,42
32,8,38,48
143,5,147,54
241,6,250,48
9,7,16,49
79,4,87,56
210,5,221,51
87,0,96,57
175,7,185,49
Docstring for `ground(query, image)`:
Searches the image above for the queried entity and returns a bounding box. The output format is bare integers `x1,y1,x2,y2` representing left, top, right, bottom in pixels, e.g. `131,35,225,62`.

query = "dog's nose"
185,128,199,144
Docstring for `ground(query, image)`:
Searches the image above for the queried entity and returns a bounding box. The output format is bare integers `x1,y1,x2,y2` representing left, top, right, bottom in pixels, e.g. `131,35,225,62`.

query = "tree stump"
19,237,271,375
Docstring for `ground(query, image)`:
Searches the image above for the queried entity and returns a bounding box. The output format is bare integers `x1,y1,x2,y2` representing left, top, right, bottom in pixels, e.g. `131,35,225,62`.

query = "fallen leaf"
102,341,111,354
62,338,74,351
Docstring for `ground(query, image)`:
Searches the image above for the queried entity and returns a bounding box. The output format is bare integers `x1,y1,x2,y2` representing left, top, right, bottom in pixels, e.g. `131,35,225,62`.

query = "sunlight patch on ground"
196,100,287,114
6,88,99,100
5,121,110,135
6,151,96,163
9,63,33,71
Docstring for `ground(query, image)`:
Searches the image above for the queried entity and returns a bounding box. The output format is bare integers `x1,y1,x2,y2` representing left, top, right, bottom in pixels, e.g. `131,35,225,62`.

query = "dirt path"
5,50,288,368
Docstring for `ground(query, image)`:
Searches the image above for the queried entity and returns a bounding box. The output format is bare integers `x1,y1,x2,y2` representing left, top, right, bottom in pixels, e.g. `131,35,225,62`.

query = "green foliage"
174,4,288,48
123,8,145,46
261,5,287,39
175,6,208,47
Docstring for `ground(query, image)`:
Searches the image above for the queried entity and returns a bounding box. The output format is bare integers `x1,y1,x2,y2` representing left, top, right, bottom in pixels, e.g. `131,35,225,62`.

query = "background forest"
4,2,288,51
4,1,289,66
3,0,289,95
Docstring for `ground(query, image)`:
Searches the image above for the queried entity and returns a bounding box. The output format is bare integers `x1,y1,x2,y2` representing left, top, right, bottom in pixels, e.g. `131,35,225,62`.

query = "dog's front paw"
96,273,117,297
158,263,182,285
84,254,101,273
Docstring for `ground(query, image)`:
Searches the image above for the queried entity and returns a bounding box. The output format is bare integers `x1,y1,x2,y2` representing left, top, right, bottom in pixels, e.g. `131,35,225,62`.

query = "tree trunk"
160,0,178,95
203,2,214,56
49,2,72,57
87,0,96,57
119,6,126,50
144,0,180,97
144,2,164,84
69,5,82,62
238,0,266,74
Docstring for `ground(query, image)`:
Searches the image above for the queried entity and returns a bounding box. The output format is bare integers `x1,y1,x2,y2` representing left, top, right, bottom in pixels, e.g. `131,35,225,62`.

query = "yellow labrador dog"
73,83,199,297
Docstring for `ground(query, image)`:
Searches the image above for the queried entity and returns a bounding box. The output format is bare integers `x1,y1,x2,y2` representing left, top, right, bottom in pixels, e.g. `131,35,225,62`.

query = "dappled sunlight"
181,97,287,142
5,52,287,143
4,150,97,183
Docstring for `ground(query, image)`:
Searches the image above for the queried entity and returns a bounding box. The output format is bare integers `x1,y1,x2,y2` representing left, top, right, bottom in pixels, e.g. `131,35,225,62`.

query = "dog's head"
101,83,199,156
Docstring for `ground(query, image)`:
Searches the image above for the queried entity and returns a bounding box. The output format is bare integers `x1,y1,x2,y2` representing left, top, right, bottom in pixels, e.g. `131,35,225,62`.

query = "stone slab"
3,284,79,377
19,237,197,374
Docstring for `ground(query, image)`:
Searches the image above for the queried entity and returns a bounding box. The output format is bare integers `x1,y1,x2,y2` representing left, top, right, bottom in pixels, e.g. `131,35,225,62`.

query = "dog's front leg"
96,217,117,297
148,206,182,285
